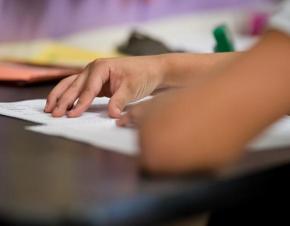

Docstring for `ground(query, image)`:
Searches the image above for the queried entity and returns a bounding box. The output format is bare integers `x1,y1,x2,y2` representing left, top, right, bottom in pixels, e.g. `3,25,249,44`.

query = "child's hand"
44,56,166,118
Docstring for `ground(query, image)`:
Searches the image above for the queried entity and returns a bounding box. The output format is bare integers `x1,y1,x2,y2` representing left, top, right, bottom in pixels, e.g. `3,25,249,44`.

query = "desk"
1,84,290,226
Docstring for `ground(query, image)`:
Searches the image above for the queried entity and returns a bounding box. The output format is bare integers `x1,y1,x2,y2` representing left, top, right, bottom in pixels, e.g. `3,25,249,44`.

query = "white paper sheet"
249,117,290,151
26,116,290,154
0,98,138,154
1,98,290,154
27,124,138,155
0,98,115,126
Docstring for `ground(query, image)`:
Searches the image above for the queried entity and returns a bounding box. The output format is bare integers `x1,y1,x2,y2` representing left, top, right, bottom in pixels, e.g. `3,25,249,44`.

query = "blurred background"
0,0,283,67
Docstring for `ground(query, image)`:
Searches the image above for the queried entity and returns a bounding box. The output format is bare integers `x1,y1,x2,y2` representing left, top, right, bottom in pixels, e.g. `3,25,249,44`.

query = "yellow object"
33,42,110,66
0,40,118,67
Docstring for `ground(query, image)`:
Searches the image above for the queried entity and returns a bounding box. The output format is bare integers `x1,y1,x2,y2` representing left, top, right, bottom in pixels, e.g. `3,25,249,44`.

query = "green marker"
213,24,235,52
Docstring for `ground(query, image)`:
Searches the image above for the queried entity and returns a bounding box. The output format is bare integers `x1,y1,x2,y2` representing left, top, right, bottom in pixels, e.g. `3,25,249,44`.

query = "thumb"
108,84,134,118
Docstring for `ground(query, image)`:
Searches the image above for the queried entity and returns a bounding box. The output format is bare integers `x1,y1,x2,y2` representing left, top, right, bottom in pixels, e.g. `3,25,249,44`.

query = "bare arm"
139,30,290,174
160,52,243,88
45,52,240,118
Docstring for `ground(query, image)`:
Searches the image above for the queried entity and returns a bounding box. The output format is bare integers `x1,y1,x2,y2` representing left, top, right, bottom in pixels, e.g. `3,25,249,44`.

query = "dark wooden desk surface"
1,84,290,226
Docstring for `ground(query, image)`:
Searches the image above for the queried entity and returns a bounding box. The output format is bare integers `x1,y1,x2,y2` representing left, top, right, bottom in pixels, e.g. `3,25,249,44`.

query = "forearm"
140,30,290,174
158,52,243,89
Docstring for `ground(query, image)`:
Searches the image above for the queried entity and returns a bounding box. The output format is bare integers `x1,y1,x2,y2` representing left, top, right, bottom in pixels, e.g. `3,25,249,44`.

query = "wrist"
151,54,171,89
154,53,183,89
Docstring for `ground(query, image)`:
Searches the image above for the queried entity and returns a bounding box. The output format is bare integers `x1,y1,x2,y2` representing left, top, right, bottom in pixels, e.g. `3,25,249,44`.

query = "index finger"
67,66,108,117
45,74,78,113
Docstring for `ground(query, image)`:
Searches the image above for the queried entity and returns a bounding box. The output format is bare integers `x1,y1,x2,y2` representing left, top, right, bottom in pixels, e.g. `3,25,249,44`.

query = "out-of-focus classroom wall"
0,0,273,42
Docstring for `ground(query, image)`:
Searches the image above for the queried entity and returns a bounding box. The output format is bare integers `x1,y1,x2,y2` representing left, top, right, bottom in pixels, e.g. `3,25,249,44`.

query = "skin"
44,56,165,118
44,52,242,118
45,30,290,175
119,30,290,174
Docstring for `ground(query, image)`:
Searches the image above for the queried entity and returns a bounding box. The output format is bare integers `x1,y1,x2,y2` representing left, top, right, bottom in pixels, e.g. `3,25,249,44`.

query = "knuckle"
92,58,112,70
92,58,105,67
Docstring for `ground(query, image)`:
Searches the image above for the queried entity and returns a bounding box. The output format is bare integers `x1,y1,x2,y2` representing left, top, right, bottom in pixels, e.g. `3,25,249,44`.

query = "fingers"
45,75,78,113
108,83,135,118
46,60,110,118
45,57,154,119
67,69,106,117
51,73,87,117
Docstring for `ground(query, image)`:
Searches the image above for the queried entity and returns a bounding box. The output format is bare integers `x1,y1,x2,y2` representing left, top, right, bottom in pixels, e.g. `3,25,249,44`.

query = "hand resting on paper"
44,56,167,118
44,53,241,118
